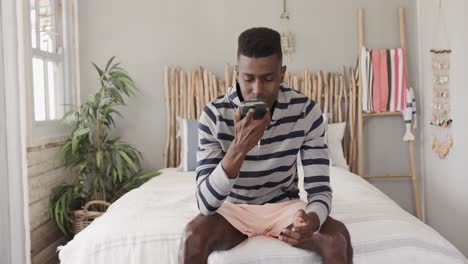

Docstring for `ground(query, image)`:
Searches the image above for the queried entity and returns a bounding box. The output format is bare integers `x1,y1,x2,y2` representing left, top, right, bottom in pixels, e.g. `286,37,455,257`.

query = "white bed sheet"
58,167,467,264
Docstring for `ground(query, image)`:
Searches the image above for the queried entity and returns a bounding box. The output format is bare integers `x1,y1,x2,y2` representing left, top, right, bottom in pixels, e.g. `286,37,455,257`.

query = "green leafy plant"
51,57,160,236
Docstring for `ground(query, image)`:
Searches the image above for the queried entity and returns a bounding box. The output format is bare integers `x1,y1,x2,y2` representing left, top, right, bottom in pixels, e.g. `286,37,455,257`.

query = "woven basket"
70,200,111,235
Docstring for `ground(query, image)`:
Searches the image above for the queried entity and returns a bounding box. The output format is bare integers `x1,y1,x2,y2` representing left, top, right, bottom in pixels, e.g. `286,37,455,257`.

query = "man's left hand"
278,209,320,248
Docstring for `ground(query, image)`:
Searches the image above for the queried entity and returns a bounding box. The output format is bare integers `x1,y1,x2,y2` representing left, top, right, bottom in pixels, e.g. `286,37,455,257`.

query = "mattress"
58,166,467,264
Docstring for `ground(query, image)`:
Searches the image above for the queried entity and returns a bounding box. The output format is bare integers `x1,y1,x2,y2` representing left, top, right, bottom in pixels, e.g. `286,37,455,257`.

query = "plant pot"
70,200,111,235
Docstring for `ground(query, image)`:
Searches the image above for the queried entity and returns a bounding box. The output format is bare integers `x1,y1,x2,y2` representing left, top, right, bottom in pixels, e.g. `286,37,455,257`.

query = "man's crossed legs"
179,200,352,264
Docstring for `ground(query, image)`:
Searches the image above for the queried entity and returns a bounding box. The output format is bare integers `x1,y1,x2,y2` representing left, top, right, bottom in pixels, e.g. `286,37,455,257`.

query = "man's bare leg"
179,213,247,264
303,217,353,264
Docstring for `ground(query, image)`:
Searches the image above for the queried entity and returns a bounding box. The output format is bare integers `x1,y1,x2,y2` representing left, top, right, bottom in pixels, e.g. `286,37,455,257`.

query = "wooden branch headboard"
164,64,359,173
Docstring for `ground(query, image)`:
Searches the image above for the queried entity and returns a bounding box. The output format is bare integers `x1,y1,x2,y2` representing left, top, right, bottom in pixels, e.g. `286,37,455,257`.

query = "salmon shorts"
216,199,306,238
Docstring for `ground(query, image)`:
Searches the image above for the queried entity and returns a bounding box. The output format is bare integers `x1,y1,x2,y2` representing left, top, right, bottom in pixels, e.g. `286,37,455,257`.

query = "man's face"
236,54,286,109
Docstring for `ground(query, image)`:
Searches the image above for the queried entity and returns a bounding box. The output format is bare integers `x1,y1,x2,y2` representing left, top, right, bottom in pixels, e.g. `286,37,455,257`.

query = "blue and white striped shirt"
196,83,331,226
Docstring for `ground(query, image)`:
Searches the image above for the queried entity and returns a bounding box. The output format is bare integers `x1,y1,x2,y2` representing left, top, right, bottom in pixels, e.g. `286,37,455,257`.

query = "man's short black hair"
237,27,282,61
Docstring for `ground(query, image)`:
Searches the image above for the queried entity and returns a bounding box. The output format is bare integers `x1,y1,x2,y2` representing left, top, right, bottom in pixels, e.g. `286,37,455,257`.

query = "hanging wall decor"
430,0,453,159
430,49,452,128
280,0,294,61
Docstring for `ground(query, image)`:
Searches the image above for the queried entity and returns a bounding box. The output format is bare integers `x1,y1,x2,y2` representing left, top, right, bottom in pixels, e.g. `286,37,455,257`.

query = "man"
179,27,352,264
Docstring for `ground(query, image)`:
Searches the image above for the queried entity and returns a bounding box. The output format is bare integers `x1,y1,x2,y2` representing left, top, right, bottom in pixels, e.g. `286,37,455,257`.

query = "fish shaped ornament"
402,87,416,141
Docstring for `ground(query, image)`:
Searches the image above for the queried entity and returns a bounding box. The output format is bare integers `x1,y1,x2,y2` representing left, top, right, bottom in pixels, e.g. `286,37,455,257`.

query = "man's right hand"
221,107,271,179
233,107,271,153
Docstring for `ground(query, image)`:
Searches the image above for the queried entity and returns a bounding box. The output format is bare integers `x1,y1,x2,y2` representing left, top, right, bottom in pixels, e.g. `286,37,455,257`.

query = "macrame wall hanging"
430,0,453,159
280,0,294,62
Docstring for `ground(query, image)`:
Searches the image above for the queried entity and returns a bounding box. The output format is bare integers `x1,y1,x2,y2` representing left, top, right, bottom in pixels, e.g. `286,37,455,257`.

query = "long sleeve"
300,101,332,228
195,105,237,215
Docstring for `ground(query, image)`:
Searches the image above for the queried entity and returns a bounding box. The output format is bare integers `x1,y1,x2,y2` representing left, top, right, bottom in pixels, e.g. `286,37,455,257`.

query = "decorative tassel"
432,135,453,159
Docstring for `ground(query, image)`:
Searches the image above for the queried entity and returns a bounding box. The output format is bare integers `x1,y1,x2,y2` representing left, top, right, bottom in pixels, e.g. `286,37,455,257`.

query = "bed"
57,165,467,264
58,65,467,263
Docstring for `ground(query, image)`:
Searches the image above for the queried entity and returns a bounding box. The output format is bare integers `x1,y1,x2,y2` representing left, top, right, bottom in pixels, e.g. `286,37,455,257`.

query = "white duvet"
58,167,467,263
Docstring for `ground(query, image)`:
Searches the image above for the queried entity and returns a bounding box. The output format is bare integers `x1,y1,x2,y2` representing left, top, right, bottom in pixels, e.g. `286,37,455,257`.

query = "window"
30,0,67,121
29,0,76,122
25,0,79,143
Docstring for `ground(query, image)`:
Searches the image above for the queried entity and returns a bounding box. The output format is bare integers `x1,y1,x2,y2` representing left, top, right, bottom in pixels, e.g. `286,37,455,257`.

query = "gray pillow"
177,117,199,171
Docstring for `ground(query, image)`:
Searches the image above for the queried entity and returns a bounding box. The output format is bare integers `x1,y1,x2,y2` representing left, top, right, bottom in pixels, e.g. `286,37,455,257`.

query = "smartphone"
240,100,267,120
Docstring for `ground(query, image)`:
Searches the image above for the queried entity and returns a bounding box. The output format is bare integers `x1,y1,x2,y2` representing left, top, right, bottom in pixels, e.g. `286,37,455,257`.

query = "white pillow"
176,117,199,171
326,122,349,170
296,114,348,170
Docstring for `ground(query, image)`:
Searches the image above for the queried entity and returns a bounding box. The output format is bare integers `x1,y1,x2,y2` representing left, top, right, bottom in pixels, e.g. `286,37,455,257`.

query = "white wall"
417,0,468,257
77,0,420,214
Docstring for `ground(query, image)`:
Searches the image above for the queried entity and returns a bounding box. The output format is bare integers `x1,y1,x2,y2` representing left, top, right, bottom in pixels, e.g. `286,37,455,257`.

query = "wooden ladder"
356,7,422,221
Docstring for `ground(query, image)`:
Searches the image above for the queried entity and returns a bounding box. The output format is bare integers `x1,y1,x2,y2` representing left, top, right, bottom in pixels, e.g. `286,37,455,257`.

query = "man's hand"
278,209,320,248
221,107,271,179
233,107,271,153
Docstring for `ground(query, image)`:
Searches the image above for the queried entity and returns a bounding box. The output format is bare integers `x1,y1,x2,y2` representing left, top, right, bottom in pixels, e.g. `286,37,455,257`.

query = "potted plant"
51,57,160,237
